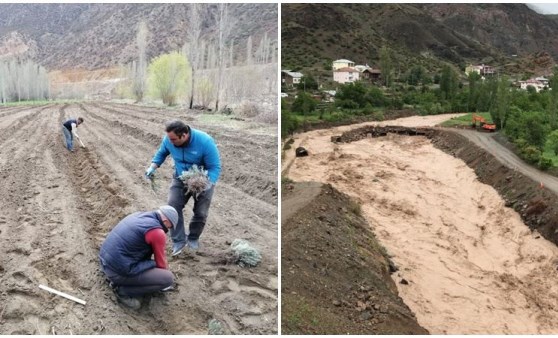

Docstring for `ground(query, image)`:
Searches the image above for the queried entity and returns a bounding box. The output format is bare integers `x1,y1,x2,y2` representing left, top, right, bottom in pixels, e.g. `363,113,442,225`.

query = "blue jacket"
99,211,165,276
151,128,221,184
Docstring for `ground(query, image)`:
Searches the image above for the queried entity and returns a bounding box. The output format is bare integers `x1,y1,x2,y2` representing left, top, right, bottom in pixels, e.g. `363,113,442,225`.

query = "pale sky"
527,3,558,14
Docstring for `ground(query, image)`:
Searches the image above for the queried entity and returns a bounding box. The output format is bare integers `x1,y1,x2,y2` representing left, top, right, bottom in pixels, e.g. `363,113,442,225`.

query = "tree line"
283,50,558,169
0,58,50,103
120,3,277,110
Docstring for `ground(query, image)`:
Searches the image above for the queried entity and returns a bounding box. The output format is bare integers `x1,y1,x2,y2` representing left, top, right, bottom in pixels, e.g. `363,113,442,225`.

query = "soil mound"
281,182,428,334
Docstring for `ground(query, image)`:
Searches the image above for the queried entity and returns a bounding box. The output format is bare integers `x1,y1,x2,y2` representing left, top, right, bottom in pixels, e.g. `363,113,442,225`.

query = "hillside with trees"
0,3,277,119
281,3,558,170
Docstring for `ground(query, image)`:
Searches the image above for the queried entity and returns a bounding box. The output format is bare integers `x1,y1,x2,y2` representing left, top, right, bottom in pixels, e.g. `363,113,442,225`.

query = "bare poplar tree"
133,21,148,102
229,38,234,68
255,32,271,64
214,3,236,112
207,41,216,69
185,3,204,109
246,35,253,65
0,62,6,103
199,40,206,70
271,41,277,64
0,58,50,102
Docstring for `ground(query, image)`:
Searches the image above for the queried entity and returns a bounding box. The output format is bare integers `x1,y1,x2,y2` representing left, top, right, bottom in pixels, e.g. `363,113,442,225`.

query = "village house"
322,90,336,102
354,64,369,72
281,70,304,87
332,59,355,70
535,76,549,87
465,64,495,77
518,78,548,92
361,68,382,82
333,67,360,84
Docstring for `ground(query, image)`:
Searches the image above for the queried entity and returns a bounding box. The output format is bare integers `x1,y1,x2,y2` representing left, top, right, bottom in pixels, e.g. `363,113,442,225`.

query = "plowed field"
0,102,278,334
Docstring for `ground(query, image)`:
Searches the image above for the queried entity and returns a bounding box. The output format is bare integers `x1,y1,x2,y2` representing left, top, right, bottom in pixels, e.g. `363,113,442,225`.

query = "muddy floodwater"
283,114,558,334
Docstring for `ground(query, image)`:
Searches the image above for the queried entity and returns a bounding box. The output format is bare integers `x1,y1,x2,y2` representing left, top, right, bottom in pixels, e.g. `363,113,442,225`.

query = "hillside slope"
282,182,428,334
282,3,558,75
0,3,277,70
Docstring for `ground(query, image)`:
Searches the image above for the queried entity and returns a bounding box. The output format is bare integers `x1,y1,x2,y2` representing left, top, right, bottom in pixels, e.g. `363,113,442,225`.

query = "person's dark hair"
77,117,84,124
165,120,190,137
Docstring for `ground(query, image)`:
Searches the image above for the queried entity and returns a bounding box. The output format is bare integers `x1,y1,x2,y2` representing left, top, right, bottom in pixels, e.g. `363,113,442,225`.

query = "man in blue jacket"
145,120,221,256
99,205,179,309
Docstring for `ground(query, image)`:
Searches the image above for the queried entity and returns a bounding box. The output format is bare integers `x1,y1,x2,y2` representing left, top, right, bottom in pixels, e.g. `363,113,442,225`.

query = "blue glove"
145,166,156,178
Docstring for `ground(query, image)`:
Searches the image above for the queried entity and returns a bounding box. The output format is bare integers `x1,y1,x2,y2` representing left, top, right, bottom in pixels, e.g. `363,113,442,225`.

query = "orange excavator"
471,113,496,132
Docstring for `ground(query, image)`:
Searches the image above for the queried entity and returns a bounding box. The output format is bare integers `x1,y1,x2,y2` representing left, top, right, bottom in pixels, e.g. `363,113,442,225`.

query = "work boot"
172,242,186,256
187,238,199,251
116,293,141,310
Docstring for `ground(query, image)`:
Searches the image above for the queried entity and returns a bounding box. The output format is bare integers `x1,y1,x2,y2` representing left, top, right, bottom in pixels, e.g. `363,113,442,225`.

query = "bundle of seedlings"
178,164,210,198
208,319,224,335
146,172,161,192
230,239,262,268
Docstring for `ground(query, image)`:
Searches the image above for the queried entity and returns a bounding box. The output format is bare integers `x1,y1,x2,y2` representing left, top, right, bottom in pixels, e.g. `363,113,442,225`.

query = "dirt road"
452,129,558,194
0,102,277,334
283,114,558,334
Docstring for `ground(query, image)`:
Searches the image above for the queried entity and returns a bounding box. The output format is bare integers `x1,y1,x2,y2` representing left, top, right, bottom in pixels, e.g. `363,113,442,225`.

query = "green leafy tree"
281,98,299,137
379,46,394,87
522,145,541,164
297,75,318,91
323,58,333,71
539,156,553,170
147,52,191,106
476,77,498,112
439,65,459,100
335,82,368,108
291,92,318,115
490,76,511,129
546,129,558,155
547,67,558,129
365,86,386,107
407,65,425,86
467,72,481,112
522,111,548,150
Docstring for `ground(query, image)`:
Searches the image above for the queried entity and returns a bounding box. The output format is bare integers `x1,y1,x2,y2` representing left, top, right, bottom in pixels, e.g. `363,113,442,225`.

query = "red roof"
334,67,357,72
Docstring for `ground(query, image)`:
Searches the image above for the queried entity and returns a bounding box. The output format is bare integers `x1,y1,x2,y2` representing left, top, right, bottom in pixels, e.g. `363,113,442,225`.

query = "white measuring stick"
39,284,86,305
78,138,86,148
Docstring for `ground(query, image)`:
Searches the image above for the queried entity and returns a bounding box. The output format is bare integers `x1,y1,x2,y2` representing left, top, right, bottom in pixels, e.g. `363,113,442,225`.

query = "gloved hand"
145,166,156,179
194,183,213,200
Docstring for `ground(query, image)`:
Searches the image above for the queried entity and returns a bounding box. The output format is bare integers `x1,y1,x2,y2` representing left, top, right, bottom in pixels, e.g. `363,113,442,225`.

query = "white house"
332,59,355,71
535,76,549,86
333,67,360,84
519,79,547,92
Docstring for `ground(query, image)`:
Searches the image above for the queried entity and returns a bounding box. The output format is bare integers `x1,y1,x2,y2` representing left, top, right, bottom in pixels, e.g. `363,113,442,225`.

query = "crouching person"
99,205,178,309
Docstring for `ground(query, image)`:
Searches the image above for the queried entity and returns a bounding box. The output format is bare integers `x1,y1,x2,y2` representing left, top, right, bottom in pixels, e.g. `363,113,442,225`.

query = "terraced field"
0,102,278,334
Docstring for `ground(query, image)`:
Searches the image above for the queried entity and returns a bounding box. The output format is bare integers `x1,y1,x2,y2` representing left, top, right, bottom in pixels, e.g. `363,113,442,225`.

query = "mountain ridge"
281,3,558,76
0,3,277,71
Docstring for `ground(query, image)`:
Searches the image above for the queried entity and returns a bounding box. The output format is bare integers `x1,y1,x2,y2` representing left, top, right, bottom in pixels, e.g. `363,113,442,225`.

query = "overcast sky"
527,3,558,14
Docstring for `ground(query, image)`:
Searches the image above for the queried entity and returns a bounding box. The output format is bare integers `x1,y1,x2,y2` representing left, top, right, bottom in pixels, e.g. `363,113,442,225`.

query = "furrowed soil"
0,102,277,334
282,114,558,334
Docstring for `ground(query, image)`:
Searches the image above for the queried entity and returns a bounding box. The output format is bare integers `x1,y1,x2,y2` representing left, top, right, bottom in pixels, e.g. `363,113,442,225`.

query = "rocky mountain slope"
0,3,277,70
282,3,558,75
